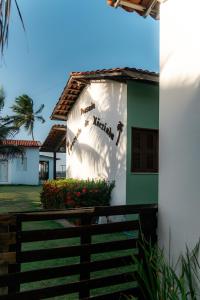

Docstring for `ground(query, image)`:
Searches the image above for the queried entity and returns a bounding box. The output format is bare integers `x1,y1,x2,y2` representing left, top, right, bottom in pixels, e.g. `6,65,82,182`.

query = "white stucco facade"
159,0,200,258
66,80,127,206
0,148,39,185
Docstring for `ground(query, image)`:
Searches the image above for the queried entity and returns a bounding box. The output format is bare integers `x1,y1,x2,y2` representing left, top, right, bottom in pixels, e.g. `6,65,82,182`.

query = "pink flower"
76,192,81,197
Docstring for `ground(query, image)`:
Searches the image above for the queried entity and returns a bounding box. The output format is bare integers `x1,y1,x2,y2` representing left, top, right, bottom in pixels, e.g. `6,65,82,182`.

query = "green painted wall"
126,81,159,205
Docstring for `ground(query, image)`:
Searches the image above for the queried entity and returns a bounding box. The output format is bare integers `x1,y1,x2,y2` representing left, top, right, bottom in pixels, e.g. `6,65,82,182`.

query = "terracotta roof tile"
71,67,157,77
40,125,66,153
51,67,159,121
1,140,41,147
107,0,160,20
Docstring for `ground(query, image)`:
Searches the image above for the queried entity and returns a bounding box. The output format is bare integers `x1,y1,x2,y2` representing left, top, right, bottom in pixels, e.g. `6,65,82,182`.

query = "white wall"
159,0,200,259
66,80,127,206
8,148,39,185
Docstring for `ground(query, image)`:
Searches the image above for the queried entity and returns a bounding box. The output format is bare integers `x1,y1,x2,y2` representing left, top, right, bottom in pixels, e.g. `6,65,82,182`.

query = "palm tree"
8,94,45,140
0,0,24,54
0,87,23,158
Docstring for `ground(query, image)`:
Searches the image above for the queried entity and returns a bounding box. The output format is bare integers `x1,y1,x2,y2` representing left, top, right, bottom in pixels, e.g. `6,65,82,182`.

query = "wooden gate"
0,204,157,299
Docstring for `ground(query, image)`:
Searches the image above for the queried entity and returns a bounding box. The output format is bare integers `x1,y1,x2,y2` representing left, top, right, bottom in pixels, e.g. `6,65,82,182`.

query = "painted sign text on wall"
93,116,114,140
67,101,124,154
68,128,82,153
80,103,95,115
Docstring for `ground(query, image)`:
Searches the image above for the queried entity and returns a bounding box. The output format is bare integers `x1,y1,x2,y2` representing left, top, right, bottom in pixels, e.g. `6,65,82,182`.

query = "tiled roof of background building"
1,140,41,147
40,125,66,153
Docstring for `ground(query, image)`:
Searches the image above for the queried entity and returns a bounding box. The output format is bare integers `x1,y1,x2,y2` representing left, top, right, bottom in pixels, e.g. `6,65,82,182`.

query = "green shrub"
40,178,115,209
130,238,200,300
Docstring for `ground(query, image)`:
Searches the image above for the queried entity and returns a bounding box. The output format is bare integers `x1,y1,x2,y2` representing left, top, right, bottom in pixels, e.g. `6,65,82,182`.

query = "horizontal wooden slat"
0,233,16,246
18,238,137,263
0,215,16,225
0,252,16,264
16,204,158,222
93,204,158,216
17,207,95,221
0,255,135,286
0,272,135,300
83,287,139,300
19,220,139,242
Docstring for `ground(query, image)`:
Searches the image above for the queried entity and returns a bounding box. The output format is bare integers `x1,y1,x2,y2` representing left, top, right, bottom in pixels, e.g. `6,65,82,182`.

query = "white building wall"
66,80,127,206
159,0,200,258
9,148,39,185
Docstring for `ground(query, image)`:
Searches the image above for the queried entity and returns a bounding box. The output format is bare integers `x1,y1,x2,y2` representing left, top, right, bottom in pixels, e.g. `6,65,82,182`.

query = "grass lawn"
0,185,136,299
0,185,42,213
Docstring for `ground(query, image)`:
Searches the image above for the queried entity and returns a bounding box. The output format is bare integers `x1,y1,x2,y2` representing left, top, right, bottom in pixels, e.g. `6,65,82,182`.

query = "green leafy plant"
6,94,45,140
40,178,115,210
0,87,24,158
130,238,200,300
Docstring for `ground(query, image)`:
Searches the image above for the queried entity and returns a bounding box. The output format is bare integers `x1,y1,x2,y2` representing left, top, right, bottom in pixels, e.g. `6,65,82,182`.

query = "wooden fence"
0,204,157,299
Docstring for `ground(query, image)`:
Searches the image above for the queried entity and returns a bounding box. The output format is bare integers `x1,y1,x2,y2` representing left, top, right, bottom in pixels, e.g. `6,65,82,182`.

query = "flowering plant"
40,178,115,209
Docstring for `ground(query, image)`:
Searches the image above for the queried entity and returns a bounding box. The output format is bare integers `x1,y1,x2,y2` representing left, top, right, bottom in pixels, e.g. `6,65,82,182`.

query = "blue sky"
0,0,159,143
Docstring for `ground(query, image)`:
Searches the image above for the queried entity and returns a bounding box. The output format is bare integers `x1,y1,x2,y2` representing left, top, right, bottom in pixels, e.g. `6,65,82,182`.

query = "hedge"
40,178,115,209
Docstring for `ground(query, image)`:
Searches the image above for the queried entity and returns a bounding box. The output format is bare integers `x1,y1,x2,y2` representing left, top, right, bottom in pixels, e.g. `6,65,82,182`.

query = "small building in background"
0,140,41,185
39,155,54,181
40,125,66,180
50,67,159,206
39,154,62,181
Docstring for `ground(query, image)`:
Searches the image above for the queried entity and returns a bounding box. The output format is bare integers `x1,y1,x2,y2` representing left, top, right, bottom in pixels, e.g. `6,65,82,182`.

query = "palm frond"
0,0,25,54
35,104,44,115
14,0,25,30
0,144,24,159
10,94,45,140
36,115,45,123
0,124,19,139
0,86,5,112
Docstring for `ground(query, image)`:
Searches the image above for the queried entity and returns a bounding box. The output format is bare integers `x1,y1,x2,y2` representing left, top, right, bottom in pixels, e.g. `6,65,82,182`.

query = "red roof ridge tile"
1,139,41,147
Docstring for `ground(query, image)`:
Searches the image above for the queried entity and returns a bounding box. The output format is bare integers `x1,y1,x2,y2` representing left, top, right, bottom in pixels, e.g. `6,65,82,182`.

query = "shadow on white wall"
66,80,127,205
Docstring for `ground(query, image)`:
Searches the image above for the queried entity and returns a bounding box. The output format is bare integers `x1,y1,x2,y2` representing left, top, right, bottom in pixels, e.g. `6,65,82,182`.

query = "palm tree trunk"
31,130,34,140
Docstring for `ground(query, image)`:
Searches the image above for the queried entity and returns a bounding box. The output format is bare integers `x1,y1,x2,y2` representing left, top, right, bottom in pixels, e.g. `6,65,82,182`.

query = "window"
131,127,158,173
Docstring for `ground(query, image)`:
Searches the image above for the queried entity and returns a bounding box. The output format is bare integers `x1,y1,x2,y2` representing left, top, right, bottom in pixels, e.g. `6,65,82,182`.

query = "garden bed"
40,178,115,210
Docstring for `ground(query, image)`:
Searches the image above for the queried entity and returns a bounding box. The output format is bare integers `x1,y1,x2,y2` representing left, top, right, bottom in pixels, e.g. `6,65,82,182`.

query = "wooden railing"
0,204,158,299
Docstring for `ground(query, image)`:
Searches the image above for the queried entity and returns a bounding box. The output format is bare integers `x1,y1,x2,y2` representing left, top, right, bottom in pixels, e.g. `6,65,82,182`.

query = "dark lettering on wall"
69,128,82,152
116,121,124,146
84,120,89,127
81,103,95,115
93,116,114,140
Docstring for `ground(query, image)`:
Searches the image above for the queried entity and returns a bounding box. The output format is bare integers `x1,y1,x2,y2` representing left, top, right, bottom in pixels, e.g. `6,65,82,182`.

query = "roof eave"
51,69,159,121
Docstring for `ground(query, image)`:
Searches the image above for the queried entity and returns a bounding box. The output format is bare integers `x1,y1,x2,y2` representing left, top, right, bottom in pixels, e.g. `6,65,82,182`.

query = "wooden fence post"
8,215,21,294
79,213,92,299
0,222,8,296
139,210,157,244
137,210,158,300
0,215,17,296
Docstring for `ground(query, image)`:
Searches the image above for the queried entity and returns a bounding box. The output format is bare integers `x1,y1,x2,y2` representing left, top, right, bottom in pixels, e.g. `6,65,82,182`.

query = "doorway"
39,161,49,180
